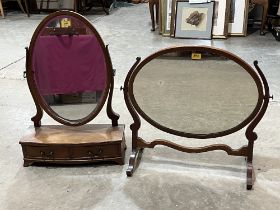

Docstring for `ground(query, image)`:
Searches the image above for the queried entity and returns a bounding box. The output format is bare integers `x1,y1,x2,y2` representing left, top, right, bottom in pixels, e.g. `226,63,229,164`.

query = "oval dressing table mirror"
20,11,125,166
124,46,271,189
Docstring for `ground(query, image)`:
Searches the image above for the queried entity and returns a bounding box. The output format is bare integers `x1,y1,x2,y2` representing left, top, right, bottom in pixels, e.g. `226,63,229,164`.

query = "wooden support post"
0,0,4,18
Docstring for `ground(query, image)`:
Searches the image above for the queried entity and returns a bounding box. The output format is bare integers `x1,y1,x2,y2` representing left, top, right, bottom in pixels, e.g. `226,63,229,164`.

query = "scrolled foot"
126,166,133,177
23,160,33,167
247,184,253,190
126,148,143,177
246,162,255,190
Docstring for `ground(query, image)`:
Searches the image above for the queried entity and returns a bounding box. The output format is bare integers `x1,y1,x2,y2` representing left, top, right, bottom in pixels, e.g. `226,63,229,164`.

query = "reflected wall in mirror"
124,46,270,190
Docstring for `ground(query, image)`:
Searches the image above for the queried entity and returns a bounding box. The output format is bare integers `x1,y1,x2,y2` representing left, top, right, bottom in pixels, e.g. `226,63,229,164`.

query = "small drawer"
72,144,120,159
25,146,69,159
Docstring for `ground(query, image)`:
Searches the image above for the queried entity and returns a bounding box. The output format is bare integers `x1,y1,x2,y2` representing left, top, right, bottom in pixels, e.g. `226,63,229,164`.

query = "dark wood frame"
20,11,125,167
123,46,271,190
26,10,119,127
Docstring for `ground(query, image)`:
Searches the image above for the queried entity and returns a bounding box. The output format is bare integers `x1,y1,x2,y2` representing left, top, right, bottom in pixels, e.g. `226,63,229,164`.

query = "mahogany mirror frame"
25,11,119,127
123,46,271,190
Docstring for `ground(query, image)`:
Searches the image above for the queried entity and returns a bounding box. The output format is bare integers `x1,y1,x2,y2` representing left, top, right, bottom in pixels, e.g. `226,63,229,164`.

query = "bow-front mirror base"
20,124,126,166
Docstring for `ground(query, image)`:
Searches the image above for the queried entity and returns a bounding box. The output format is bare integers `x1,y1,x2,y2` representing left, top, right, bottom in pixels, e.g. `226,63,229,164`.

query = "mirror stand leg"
126,148,144,177
149,2,155,31
246,161,255,190
107,82,119,126
23,160,33,167
246,140,255,190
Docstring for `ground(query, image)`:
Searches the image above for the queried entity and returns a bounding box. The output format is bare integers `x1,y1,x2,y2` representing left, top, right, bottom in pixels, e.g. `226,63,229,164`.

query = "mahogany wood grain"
124,46,270,190
20,124,126,166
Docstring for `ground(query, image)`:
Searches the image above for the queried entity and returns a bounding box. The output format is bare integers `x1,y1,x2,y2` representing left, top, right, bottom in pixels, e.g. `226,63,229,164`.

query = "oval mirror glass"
132,49,261,136
30,12,109,122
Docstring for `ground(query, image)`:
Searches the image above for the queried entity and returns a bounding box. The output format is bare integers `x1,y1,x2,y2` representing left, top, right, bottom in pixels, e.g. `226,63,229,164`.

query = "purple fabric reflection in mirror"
32,15,106,96
33,35,106,95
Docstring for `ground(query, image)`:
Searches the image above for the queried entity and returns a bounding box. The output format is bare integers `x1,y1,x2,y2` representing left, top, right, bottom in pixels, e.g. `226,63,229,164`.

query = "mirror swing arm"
25,46,43,127
123,57,143,175
124,46,271,190
105,45,120,127
245,60,270,189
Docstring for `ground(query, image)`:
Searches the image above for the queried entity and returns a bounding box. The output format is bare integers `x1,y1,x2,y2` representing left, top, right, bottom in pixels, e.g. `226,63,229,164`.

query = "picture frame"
160,0,173,36
159,0,163,34
174,1,214,39
170,0,178,37
212,0,231,38
228,0,249,36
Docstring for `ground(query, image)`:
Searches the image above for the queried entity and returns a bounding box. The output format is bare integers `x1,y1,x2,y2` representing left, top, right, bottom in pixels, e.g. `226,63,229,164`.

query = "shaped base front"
19,124,126,166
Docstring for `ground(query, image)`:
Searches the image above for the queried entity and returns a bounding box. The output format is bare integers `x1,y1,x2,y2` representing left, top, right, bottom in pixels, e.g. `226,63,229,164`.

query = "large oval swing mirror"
130,47,263,138
28,11,110,126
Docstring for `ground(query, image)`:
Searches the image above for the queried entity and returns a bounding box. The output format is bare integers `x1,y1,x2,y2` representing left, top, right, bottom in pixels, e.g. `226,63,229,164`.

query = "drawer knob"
40,151,54,159
88,149,103,159
47,151,54,157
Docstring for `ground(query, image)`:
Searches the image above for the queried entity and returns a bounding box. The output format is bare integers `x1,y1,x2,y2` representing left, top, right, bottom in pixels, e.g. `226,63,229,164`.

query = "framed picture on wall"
228,0,249,36
174,1,214,39
212,0,231,38
161,0,173,36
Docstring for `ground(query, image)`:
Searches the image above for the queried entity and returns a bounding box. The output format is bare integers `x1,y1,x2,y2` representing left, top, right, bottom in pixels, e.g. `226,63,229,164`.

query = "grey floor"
0,4,280,210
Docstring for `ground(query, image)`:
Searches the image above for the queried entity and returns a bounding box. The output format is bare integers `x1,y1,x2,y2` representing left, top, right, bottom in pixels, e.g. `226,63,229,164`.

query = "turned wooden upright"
149,0,159,31
0,0,4,18
251,0,269,35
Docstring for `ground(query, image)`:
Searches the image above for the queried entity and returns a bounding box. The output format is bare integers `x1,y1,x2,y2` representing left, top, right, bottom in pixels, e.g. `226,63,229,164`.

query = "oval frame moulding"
129,46,264,139
27,11,112,126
